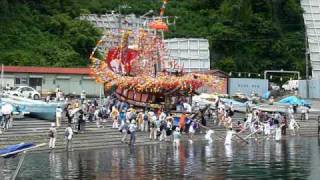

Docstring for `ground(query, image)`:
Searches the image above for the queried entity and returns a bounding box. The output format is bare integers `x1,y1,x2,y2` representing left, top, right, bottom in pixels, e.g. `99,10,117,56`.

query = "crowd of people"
46,92,312,151
214,98,308,145
49,93,216,150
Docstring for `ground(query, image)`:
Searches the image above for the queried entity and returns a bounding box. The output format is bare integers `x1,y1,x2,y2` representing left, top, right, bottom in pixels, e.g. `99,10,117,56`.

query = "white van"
282,80,298,91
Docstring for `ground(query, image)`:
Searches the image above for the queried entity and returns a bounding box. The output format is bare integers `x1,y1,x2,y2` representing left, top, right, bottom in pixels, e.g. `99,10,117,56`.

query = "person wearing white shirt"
159,111,166,121
56,106,63,127
183,102,192,113
48,123,57,149
80,90,86,104
94,109,102,128
65,125,73,151
288,106,294,119
149,114,157,140
5,84,11,91
128,120,137,145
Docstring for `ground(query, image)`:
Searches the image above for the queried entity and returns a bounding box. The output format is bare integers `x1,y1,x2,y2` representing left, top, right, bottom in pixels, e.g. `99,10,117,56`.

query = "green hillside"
0,0,306,76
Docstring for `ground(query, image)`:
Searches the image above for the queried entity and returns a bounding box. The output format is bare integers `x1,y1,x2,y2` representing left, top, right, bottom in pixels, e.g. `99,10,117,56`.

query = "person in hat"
48,123,57,149
56,105,63,127
128,120,137,145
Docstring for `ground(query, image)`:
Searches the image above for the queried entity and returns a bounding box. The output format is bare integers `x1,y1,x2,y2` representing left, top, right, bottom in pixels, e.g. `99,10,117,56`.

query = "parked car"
6,86,41,100
270,82,280,91
282,80,298,91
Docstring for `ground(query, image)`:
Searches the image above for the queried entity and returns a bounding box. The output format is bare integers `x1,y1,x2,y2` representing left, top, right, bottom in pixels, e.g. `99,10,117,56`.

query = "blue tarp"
0,143,34,158
262,91,270,100
173,117,190,126
278,96,309,106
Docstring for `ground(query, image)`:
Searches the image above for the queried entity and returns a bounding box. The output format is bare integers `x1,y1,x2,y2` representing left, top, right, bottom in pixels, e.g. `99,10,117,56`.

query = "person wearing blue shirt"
119,110,126,126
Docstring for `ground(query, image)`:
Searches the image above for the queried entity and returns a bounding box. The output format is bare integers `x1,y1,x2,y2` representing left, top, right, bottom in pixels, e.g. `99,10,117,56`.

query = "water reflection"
0,137,319,179
224,144,233,161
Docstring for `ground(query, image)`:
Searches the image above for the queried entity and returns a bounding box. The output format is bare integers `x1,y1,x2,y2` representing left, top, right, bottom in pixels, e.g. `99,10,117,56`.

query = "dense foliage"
0,0,306,76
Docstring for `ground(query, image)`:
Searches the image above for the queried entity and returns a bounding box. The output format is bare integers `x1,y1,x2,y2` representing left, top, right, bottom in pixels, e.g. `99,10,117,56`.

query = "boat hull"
1,96,65,121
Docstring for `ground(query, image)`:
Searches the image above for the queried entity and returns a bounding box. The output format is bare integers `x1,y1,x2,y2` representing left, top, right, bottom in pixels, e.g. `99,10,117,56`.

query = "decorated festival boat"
89,1,223,109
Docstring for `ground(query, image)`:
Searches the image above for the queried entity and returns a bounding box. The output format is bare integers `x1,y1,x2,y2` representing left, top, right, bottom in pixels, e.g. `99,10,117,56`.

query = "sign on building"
228,78,269,96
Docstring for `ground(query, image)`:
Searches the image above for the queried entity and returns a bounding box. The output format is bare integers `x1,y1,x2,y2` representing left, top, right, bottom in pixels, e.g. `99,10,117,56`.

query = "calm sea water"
1,137,320,180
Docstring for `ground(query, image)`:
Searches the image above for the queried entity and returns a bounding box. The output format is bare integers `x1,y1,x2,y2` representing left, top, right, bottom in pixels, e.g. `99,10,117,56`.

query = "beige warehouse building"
1,66,103,97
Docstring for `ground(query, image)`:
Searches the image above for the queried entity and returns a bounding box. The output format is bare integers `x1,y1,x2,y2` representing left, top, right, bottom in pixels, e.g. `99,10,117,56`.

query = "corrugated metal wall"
301,0,320,78
299,79,320,98
228,78,269,96
164,38,210,72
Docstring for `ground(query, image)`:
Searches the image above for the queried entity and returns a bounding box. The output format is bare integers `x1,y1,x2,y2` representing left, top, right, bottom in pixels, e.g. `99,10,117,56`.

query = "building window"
15,78,20,84
21,77,27,84
15,77,27,85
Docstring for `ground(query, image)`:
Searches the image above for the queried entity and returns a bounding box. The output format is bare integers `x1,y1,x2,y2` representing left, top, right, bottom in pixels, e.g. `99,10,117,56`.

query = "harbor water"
1,137,320,179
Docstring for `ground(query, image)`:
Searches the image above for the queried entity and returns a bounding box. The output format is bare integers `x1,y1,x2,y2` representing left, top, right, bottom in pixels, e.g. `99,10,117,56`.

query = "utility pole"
118,4,131,30
1,64,3,94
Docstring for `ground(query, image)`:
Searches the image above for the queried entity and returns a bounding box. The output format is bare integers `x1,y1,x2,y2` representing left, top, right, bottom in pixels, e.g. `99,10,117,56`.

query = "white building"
80,13,174,31
301,0,320,79
80,13,146,31
164,38,210,72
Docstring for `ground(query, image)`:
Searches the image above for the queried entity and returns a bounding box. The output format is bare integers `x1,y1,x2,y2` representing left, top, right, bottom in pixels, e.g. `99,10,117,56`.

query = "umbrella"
1,103,14,115
148,20,168,31
70,108,81,116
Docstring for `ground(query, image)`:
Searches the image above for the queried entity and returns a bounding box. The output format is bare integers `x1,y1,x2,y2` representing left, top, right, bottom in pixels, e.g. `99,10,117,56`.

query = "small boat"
0,143,35,158
0,100,29,119
1,142,46,180
1,95,65,121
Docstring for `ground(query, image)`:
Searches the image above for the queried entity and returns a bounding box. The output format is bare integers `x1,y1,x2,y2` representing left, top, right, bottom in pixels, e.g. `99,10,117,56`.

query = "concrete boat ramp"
0,111,319,153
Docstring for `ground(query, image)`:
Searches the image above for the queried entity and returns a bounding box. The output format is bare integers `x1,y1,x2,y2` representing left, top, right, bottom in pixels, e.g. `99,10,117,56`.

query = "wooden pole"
197,123,225,140
234,133,249,144
11,151,26,180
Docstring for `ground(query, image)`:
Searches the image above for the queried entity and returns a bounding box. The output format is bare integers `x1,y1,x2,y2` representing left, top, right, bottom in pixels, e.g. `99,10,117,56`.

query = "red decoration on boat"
106,47,138,74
